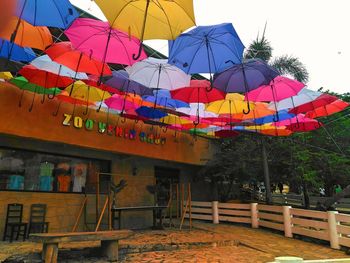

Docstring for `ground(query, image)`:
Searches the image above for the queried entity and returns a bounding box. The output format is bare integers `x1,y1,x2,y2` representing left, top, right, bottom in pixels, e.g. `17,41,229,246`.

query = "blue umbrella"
105,70,153,96
136,106,168,119
254,110,295,125
16,0,79,28
0,39,36,62
168,23,244,88
142,89,189,109
213,59,280,114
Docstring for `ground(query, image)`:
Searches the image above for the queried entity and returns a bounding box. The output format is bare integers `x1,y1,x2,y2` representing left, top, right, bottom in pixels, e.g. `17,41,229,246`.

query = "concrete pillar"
283,206,293,238
251,203,258,228
328,211,340,249
212,201,219,224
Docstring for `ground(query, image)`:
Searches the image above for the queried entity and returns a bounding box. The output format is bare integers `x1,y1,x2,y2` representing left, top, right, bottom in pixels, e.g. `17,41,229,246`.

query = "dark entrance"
154,166,180,207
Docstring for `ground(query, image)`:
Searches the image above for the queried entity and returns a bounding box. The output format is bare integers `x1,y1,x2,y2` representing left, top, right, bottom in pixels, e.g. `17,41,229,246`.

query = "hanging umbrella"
206,94,255,115
126,57,190,90
104,94,140,112
214,130,239,138
65,18,147,66
178,103,218,126
65,81,112,102
45,42,112,76
95,0,196,60
16,0,79,28
143,89,189,109
10,76,61,111
246,76,305,102
254,110,295,125
305,100,349,118
31,55,88,80
0,72,13,81
168,23,245,82
105,70,153,96
289,94,338,114
0,39,36,62
56,90,95,106
0,17,52,50
82,79,124,95
136,106,168,119
19,65,74,88
232,102,276,121
268,88,322,111
275,114,321,132
170,80,225,103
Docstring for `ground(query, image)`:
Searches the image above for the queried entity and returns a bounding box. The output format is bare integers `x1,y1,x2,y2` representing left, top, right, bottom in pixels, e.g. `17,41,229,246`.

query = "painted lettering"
63,114,71,126
98,122,106,133
85,119,94,130
74,116,83,128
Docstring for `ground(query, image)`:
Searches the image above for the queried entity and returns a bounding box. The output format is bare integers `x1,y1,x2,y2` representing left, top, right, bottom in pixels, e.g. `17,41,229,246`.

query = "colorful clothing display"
39,176,53,191
57,175,71,192
40,161,54,177
7,175,24,190
72,163,87,192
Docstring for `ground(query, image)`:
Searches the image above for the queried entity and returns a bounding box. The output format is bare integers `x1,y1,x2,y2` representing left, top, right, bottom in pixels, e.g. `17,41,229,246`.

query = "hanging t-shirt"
8,175,24,190
57,175,71,192
40,162,54,177
39,176,53,191
72,163,87,192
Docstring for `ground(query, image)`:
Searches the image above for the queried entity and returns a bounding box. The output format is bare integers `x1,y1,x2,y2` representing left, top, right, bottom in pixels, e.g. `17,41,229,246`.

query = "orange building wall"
0,83,214,165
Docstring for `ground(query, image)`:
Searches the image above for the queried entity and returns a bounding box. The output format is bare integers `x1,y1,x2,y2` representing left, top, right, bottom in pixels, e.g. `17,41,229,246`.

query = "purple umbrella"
213,59,280,113
105,70,153,96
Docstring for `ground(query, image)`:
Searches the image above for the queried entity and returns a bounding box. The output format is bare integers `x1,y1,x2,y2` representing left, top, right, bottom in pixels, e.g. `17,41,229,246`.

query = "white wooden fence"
185,201,350,250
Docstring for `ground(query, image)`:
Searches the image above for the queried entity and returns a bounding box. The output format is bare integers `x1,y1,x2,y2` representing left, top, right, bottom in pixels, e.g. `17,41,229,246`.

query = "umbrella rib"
153,1,175,39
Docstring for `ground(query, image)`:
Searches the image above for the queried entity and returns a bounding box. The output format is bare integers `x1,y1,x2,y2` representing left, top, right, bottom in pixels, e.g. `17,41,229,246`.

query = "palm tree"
244,34,309,83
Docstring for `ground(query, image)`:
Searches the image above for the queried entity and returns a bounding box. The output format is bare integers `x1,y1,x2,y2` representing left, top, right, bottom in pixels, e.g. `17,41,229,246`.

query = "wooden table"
111,205,168,230
30,230,133,263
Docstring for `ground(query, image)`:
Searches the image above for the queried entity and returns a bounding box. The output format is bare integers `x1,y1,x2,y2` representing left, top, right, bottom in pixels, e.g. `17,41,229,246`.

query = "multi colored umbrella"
168,23,245,76
0,17,52,50
19,65,74,88
305,100,349,118
170,80,225,103
0,39,36,62
45,42,112,76
16,0,79,28
95,0,196,59
65,18,147,65
30,55,88,80
246,76,305,102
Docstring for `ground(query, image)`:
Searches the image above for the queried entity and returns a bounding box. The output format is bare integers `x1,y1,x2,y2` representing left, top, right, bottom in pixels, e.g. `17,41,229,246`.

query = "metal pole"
261,139,272,204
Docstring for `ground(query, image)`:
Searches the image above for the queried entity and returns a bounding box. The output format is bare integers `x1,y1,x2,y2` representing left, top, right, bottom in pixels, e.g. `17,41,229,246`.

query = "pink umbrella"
246,76,305,102
275,114,321,132
65,18,147,66
104,94,139,112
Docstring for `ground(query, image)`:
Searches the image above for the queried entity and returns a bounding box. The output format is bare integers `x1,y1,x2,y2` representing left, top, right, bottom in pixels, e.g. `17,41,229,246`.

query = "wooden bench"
30,230,133,263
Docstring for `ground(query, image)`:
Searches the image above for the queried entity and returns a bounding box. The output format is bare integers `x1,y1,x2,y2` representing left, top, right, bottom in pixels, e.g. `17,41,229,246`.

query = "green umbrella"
10,76,61,111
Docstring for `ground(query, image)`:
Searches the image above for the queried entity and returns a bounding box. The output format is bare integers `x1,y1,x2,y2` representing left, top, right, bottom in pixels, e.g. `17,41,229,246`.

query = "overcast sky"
71,0,350,94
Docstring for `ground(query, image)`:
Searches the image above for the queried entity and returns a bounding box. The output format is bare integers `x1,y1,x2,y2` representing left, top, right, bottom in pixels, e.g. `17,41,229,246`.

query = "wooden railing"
185,201,350,250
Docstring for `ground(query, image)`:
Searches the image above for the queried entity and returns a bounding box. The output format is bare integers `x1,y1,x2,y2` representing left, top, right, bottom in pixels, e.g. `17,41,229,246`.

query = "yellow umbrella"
159,114,192,126
206,93,255,114
65,81,111,102
233,102,276,120
95,0,196,59
0,72,13,80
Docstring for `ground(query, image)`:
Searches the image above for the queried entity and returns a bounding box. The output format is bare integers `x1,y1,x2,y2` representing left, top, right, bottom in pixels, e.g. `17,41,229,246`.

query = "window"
0,148,110,193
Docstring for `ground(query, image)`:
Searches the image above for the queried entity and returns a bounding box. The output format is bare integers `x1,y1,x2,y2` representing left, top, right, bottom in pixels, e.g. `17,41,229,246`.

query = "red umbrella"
214,130,239,138
45,42,112,76
289,94,338,114
55,90,95,106
170,80,225,103
19,65,73,88
305,100,349,118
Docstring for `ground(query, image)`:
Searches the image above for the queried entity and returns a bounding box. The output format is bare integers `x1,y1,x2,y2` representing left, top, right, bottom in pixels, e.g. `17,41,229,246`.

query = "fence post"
328,211,340,249
283,206,292,238
251,203,258,228
212,201,219,224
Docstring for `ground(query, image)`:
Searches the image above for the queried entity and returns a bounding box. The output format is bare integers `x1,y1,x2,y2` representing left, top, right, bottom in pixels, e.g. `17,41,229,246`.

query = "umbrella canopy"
19,65,74,88
143,94,189,109
275,114,321,132
95,0,196,60
0,72,13,80
16,0,79,28
170,80,225,103
45,42,112,76
254,110,295,125
206,93,255,114
268,88,322,111
213,59,280,93
19,64,73,88
0,17,52,50
246,76,305,102
168,23,245,74
305,100,349,118
233,102,276,120
0,39,36,62
104,94,140,112
31,55,88,80
178,103,218,118
10,76,61,95
65,18,147,65
214,130,239,138
136,106,168,119
105,70,153,96
289,94,338,114
126,57,191,90
56,90,95,106
65,81,112,103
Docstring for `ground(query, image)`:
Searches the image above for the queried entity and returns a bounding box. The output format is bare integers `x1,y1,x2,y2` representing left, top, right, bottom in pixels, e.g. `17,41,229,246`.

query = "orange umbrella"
0,17,52,50
232,102,276,120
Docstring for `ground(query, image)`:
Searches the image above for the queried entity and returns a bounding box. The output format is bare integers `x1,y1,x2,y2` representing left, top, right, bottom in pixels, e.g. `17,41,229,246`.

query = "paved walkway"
1,222,349,262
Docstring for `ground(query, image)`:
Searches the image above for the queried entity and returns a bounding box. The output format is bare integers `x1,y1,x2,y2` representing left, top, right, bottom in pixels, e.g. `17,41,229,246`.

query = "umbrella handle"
206,75,214,92
272,112,280,122
121,115,126,123
132,0,150,60
28,92,36,112
41,94,45,104
83,104,89,115
48,94,55,100
133,44,144,60
243,102,251,114
52,102,61,116
18,89,25,107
